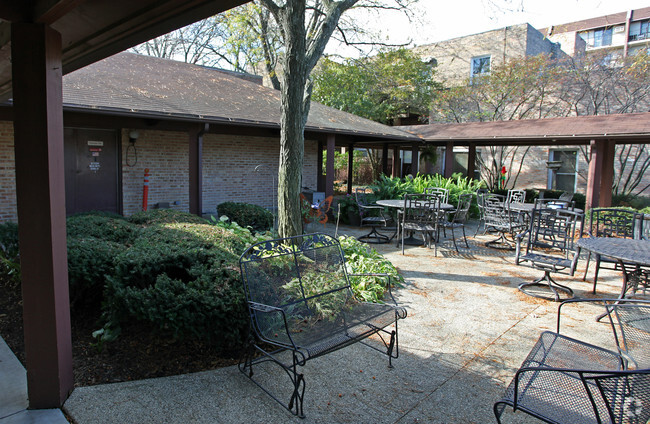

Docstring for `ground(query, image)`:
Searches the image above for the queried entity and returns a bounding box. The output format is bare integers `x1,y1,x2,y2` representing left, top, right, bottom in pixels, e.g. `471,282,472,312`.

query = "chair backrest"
425,187,449,204
452,193,472,224
354,187,373,207
403,193,440,227
483,193,509,228
507,189,526,204
586,208,642,239
239,233,353,341
607,300,650,369
524,207,581,259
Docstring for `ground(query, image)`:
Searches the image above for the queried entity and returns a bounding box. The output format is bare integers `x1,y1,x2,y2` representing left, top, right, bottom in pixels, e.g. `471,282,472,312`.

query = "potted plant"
336,194,361,226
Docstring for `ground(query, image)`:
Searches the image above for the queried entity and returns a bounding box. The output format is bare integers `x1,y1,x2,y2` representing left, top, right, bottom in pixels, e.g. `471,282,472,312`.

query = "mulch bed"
0,277,240,387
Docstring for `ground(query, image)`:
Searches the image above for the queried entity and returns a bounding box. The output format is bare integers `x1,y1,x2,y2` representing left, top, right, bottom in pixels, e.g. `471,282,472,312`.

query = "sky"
332,0,650,56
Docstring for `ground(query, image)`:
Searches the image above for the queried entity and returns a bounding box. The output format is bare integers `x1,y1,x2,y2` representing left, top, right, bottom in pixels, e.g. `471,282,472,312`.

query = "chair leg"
593,258,601,294
461,225,469,248
357,226,390,244
518,271,574,302
450,226,459,252
582,251,591,282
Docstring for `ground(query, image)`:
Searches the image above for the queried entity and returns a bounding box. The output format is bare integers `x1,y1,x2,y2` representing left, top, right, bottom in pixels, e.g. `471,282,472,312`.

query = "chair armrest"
248,301,297,348
348,273,398,305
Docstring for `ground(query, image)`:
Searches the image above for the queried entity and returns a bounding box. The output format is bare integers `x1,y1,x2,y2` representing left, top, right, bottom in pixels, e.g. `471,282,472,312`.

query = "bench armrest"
348,273,398,305
248,301,297,348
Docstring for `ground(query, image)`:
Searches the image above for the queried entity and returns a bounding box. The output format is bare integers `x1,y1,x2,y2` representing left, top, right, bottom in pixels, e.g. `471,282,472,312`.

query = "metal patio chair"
442,192,472,252
494,299,650,424
397,193,441,256
583,208,644,294
354,188,392,244
506,189,526,204
483,193,526,249
425,187,449,204
474,188,489,236
515,207,582,301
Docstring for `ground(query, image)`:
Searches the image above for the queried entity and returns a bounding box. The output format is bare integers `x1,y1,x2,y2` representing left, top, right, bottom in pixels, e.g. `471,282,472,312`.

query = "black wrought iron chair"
483,193,526,249
583,208,644,294
442,193,472,252
494,299,650,424
425,187,449,204
515,207,582,301
397,193,440,256
474,188,489,236
354,187,392,244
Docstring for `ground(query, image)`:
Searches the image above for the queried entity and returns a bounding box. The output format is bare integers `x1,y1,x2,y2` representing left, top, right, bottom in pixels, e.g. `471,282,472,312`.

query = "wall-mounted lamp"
129,130,139,144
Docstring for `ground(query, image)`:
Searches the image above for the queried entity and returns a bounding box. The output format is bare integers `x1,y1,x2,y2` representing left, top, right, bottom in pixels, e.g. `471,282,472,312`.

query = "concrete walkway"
2,222,628,423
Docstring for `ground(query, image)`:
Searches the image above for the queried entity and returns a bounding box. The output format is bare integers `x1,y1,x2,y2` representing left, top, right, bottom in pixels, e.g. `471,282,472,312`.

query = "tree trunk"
276,0,309,238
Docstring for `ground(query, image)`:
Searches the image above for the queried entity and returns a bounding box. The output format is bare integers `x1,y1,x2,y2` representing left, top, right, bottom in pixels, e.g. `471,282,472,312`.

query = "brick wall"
201,133,318,216
0,121,16,222
121,129,190,216
414,24,560,86
120,129,318,217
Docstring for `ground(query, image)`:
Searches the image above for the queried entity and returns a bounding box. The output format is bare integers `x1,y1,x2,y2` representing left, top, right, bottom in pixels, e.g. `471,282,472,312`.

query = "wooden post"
411,143,419,175
444,140,454,178
11,22,74,408
189,123,207,216
382,143,389,176
392,146,400,177
317,140,324,192
467,143,476,179
347,142,354,194
325,134,335,198
586,139,615,209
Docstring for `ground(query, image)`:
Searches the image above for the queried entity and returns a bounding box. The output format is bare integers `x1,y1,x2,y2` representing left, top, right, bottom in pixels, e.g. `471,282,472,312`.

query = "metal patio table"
577,237,650,306
376,199,454,245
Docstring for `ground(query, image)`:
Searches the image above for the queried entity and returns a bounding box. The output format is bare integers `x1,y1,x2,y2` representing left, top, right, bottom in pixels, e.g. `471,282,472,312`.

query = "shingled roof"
401,113,650,145
62,52,417,141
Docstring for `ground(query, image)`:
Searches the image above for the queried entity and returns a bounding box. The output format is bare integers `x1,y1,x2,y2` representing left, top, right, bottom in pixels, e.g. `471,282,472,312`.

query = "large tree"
312,48,439,124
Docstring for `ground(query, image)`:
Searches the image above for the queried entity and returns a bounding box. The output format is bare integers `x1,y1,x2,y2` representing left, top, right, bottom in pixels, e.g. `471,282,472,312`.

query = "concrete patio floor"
2,221,632,423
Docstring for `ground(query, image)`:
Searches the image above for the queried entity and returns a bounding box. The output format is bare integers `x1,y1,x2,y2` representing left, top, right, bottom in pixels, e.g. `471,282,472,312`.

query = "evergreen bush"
216,202,273,233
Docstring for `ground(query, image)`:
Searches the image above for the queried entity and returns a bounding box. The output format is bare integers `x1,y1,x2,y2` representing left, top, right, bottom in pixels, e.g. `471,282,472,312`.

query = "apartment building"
540,6,650,59
412,23,563,86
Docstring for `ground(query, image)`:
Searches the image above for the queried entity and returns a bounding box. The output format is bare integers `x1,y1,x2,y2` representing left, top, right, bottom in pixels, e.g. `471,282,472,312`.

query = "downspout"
624,10,632,57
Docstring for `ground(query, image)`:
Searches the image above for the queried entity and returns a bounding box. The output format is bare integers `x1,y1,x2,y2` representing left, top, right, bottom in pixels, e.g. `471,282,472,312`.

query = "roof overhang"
0,0,250,101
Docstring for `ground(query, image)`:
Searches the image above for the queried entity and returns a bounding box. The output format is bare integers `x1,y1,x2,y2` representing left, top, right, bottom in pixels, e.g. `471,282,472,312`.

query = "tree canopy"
312,48,439,124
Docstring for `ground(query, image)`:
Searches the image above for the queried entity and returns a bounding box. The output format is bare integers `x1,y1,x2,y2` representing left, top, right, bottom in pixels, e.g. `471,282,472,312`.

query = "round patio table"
376,199,454,245
577,237,650,313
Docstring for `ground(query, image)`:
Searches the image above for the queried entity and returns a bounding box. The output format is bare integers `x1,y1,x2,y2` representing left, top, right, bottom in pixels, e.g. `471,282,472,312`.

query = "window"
547,150,577,192
470,55,491,80
579,27,613,47
629,20,650,41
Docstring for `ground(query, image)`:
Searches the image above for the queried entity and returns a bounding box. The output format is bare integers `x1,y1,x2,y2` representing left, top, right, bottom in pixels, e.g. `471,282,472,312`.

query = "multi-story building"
412,23,563,86
540,6,650,60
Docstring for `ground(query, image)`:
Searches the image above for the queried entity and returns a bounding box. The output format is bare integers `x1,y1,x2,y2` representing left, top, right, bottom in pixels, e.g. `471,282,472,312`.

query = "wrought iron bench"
238,233,407,418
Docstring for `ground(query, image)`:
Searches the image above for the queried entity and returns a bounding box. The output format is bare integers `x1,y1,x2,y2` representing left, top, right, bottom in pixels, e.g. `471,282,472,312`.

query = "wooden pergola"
399,113,650,209
0,0,251,409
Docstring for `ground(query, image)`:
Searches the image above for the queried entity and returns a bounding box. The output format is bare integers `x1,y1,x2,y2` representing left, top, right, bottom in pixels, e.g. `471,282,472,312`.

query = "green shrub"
0,222,19,258
216,202,273,233
67,237,124,312
613,194,650,210
67,213,138,244
128,209,210,226
102,220,257,350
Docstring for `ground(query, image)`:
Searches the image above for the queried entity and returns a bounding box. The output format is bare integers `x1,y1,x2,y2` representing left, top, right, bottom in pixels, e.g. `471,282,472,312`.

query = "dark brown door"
64,128,120,215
